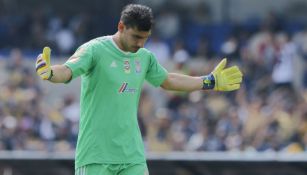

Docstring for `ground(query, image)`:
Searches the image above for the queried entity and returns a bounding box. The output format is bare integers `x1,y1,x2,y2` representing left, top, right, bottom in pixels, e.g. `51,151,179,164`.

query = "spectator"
272,33,298,90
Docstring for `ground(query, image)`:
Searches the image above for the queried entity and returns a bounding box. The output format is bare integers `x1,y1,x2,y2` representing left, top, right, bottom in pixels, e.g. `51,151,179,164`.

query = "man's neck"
112,32,126,51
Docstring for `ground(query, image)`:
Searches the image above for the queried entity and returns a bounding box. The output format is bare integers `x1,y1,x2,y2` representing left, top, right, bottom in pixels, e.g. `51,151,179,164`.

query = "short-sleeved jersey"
64,36,168,169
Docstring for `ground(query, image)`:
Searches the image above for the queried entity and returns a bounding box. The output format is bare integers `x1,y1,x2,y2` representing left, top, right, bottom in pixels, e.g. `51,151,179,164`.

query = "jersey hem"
63,63,75,84
151,69,168,87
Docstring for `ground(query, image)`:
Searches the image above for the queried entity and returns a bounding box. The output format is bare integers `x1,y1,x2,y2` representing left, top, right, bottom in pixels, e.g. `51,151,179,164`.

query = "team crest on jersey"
135,59,141,73
123,60,130,73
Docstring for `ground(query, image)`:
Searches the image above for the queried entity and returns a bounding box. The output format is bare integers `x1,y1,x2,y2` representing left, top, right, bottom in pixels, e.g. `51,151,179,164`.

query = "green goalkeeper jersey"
64,36,168,169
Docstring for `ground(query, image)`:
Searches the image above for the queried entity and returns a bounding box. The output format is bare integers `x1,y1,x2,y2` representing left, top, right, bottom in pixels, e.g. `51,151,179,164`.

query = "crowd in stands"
0,3,307,153
142,26,307,153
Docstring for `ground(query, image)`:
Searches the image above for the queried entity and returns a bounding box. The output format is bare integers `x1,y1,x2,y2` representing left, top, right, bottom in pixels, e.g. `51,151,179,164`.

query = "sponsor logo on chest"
118,82,137,93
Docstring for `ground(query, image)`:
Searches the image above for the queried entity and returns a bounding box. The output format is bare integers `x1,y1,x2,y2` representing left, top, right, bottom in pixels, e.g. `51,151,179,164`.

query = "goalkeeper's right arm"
35,47,72,83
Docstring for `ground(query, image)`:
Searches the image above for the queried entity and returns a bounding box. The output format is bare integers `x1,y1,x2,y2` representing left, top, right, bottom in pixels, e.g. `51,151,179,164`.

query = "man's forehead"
128,27,151,37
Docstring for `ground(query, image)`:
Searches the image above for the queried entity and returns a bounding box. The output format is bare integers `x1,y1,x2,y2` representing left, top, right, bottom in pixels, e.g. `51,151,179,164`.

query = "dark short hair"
120,4,153,31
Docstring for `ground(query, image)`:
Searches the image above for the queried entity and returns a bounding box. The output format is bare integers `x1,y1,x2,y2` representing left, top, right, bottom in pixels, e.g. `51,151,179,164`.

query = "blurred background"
0,0,307,174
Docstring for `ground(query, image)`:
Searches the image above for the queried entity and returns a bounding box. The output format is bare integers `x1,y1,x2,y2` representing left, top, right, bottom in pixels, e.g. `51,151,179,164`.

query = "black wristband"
47,69,53,80
201,73,215,90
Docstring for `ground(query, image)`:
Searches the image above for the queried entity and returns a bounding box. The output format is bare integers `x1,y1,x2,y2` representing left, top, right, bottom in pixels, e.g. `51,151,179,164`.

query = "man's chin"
131,47,140,53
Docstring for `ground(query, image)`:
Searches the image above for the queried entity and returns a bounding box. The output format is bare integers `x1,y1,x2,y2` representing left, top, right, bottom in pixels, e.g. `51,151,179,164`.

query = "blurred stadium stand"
0,0,307,174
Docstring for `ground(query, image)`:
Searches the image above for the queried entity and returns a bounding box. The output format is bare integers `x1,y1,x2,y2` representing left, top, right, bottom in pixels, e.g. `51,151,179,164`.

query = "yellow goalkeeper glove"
202,58,243,91
35,47,53,80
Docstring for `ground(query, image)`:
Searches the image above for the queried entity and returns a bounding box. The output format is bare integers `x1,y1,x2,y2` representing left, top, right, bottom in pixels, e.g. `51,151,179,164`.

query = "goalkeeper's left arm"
160,58,243,92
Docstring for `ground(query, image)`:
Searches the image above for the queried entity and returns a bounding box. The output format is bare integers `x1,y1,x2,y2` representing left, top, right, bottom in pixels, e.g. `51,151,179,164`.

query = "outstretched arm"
161,73,203,91
48,65,72,83
161,58,243,92
35,47,72,83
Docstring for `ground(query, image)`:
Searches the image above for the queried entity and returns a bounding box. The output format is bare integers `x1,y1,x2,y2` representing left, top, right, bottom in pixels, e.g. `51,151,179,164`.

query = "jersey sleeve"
145,53,168,87
64,42,94,83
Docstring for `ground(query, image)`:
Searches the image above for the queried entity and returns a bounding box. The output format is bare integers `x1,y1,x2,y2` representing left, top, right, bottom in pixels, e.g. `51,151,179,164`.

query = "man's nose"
137,40,144,48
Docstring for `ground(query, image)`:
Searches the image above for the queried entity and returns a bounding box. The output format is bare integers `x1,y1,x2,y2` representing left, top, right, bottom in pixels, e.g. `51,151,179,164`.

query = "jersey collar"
108,36,138,57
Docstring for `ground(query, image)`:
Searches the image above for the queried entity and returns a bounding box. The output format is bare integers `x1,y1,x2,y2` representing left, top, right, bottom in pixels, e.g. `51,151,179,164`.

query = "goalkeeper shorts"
75,162,149,175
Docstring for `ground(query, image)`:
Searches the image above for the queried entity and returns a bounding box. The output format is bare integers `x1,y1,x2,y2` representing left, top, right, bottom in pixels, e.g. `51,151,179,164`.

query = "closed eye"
133,35,144,39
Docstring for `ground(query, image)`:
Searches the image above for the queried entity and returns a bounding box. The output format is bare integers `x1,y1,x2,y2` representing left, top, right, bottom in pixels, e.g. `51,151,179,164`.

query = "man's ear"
118,21,125,32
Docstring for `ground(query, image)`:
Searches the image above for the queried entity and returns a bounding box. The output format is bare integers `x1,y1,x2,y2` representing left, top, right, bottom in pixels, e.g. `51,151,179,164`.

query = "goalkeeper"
35,4,242,175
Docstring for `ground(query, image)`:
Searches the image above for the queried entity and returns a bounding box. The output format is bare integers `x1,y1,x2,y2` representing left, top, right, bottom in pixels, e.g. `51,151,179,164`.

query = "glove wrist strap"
47,69,53,80
201,73,215,90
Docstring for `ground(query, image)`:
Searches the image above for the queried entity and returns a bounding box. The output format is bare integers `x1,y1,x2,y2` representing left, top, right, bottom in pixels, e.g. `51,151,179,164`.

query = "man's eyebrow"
133,33,151,39
132,34,145,39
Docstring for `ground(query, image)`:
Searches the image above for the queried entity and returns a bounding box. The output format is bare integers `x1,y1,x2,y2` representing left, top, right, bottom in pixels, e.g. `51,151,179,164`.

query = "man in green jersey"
35,4,243,175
